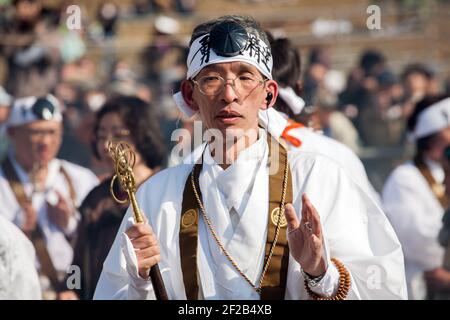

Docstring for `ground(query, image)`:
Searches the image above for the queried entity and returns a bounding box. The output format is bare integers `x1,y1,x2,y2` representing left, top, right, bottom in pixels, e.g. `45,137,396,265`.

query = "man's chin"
34,154,54,167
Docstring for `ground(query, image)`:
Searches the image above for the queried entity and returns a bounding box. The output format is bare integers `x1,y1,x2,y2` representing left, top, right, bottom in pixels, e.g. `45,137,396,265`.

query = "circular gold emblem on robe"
182,209,197,228
432,183,445,199
271,207,287,228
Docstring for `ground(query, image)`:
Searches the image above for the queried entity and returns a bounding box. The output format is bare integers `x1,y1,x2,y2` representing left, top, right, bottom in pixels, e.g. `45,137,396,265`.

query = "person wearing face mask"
383,95,450,299
0,94,99,299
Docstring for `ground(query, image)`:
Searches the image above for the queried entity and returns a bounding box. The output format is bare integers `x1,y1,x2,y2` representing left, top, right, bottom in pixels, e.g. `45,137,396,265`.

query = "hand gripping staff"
108,141,169,300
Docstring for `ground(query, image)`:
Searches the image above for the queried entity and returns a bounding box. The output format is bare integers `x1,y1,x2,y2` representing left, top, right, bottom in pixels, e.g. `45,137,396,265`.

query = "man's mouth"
215,110,243,124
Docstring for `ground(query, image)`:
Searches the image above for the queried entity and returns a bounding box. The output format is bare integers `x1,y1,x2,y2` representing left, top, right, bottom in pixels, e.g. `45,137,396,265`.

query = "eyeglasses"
97,129,130,143
192,74,267,96
25,128,61,141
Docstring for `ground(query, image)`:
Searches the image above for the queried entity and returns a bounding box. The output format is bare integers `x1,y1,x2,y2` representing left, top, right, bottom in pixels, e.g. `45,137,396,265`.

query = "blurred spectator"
141,15,187,148
339,49,412,147
59,95,166,300
0,0,62,97
339,49,388,121
56,83,99,169
61,57,98,86
401,63,435,118
269,35,302,121
107,60,153,103
302,46,332,106
97,2,119,39
133,0,155,15
358,70,408,147
141,15,186,103
174,0,196,15
315,89,361,154
152,0,174,13
0,94,99,299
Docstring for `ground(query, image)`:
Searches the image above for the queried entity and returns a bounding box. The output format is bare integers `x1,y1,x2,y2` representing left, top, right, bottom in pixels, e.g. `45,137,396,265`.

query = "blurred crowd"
1,0,450,300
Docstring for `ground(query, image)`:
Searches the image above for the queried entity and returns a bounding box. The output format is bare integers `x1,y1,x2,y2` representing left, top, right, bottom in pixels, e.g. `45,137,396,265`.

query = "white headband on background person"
411,97,450,140
278,86,305,115
8,94,63,127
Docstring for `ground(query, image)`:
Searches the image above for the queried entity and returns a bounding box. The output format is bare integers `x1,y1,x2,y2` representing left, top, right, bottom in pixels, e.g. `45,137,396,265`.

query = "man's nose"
221,80,239,103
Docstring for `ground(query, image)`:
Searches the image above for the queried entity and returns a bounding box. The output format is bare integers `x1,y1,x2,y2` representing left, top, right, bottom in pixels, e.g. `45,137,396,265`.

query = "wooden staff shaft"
127,190,169,300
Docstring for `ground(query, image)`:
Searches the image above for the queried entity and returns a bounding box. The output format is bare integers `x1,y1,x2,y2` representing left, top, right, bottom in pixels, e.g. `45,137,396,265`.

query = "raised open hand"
284,193,327,277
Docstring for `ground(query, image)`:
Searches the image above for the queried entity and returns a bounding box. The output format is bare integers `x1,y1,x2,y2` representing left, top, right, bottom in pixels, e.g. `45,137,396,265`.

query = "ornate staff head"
107,140,144,223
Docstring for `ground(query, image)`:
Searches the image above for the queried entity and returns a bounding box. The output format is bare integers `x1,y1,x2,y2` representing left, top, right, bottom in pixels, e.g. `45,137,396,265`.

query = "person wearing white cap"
382,95,450,299
0,94,99,299
95,15,406,300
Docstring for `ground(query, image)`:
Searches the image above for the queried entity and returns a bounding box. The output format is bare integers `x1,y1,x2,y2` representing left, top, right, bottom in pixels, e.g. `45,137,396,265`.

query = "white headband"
278,86,305,115
173,32,273,118
8,94,62,127
411,97,450,140
187,33,273,80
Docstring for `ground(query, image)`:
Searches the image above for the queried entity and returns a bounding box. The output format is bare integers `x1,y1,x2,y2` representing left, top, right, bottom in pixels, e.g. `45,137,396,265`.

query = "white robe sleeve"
288,152,408,300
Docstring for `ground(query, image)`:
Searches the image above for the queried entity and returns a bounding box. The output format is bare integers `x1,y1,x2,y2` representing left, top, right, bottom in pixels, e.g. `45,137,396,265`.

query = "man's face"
9,120,62,168
185,61,276,138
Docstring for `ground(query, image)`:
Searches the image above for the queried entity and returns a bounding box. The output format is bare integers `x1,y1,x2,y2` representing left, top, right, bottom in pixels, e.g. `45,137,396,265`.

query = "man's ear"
181,80,199,112
261,80,279,110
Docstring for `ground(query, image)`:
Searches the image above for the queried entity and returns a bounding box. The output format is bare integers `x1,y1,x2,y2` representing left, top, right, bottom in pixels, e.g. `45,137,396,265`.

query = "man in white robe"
383,95,450,299
0,94,99,299
180,36,380,205
95,15,406,300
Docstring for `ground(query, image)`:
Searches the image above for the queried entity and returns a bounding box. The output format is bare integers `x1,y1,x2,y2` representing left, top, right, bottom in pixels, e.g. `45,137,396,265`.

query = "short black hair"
359,49,385,76
270,37,301,89
92,95,166,169
268,35,302,120
189,15,270,47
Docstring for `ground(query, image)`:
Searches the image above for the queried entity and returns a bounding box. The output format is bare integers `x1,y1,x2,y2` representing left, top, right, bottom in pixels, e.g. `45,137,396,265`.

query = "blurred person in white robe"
0,215,41,299
383,95,450,299
95,15,406,300
0,94,99,299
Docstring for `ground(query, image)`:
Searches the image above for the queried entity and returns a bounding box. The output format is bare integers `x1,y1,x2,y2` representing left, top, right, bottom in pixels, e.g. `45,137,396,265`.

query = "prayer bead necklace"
190,153,289,294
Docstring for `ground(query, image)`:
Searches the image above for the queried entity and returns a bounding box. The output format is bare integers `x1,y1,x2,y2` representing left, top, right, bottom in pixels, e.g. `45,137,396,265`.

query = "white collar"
257,108,288,139
203,129,267,212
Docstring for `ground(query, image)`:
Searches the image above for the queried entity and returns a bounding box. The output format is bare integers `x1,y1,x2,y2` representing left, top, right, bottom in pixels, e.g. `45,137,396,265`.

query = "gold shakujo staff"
108,140,168,300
